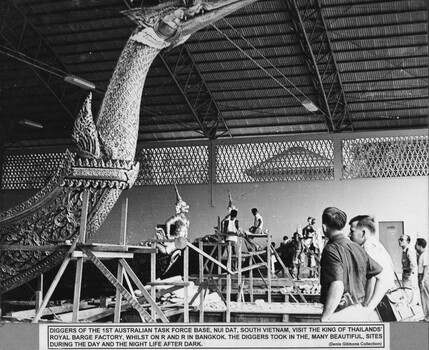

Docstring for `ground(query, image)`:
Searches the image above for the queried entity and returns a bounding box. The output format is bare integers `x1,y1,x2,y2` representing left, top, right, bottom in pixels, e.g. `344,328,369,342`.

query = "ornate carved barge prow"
0,0,258,294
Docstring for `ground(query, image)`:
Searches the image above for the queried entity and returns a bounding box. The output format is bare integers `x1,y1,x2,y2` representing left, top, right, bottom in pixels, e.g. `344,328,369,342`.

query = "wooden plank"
198,241,204,323
226,242,232,323
83,243,155,253
72,191,89,328
72,251,133,259
124,270,137,299
147,281,190,286
79,190,89,243
150,242,156,320
217,243,222,290
58,307,109,323
240,263,267,273
9,301,93,319
267,231,271,303
32,239,78,323
80,247,153,322
187,241,233,275
114,262,124,323
119,198,128,245
183,246,189,323
35,275,43,312
156,285,183,298
198,241,204,284
237,237,242,302
84,244,128,252
246,234,268,238
72,258,84,322
0,245,69,251
249,254,254,302
241,250,267,257
119,259,169,323
200,242,228,247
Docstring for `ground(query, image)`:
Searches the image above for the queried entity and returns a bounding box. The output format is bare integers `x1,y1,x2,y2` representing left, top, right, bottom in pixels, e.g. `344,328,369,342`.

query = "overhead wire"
0,44,106,94
212,19,329,120
210,19,330,131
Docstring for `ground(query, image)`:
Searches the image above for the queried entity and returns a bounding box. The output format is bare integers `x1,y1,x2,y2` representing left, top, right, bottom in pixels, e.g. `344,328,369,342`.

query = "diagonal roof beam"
284,0,353,132
0,0,84,120
159,45,232,139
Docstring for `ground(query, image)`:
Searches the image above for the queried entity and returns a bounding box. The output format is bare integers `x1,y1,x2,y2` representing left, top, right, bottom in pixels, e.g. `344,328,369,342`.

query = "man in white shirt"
415,238,429,321
249,208,264,235
348,215,397,299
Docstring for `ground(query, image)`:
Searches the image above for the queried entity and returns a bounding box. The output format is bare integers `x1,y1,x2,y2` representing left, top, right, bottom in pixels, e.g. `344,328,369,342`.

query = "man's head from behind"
322,207,347,238
348,215,376,246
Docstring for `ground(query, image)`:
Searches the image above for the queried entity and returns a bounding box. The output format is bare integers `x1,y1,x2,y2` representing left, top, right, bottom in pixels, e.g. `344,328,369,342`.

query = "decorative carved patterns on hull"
0,152,139,293
96,40,159,161
0,151,73,221
0,37,157,294
72,92,102,159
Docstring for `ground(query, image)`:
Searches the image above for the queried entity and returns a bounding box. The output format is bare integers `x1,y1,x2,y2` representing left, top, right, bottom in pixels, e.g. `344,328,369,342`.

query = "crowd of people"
219,201,429,322
318,207,428,322
271,207,428,322
150,187,429,322
275,217,323,280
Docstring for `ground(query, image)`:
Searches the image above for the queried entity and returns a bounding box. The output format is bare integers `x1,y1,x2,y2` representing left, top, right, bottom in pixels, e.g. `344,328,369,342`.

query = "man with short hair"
415,238,429,321
348,215,397,300
320,207,388,322
221,209,240,269
249,208,263,235
398,234,418,289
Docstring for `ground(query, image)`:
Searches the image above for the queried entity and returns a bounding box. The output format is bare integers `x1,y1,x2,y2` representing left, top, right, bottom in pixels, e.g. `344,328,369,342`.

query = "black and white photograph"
0,1,428,349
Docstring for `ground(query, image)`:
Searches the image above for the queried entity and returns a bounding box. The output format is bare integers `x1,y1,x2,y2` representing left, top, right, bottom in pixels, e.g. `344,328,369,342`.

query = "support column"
35,274,43,312
226,242,232,322
114,198,128,322
333,134,343,182
209,140,216,207
72,190,90,322
183,246,189,323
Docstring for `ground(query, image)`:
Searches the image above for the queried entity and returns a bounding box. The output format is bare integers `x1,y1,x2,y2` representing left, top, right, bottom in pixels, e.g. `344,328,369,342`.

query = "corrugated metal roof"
0,0,427,148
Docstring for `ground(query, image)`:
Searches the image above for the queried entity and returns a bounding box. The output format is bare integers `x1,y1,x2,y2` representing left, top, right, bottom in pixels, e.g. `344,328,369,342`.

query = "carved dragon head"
123,0,258,49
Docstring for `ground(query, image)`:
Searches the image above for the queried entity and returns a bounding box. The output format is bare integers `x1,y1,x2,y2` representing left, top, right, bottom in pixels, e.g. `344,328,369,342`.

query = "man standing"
348,215,397,298
415,238,429,321
320,207,388,322
398,235,419,291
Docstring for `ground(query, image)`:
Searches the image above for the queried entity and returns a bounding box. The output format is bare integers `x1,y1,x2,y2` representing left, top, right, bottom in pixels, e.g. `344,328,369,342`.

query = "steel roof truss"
286,0,353,132
160,45,231,139
0,1,83,120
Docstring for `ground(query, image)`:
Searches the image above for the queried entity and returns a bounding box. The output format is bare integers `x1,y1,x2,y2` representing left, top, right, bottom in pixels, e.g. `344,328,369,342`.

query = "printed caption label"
40,323,389,350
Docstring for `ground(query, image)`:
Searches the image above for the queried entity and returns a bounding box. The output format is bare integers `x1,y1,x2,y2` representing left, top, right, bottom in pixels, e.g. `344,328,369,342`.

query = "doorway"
378,221,404,275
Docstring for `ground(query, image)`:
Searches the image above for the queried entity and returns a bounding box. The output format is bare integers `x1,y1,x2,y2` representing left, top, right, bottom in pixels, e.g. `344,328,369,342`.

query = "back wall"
91,176,428,251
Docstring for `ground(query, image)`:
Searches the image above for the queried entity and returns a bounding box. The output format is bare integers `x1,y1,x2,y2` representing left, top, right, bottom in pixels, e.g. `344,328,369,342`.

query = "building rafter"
160,45,231,139
284,0,353,132
0,0,84,120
